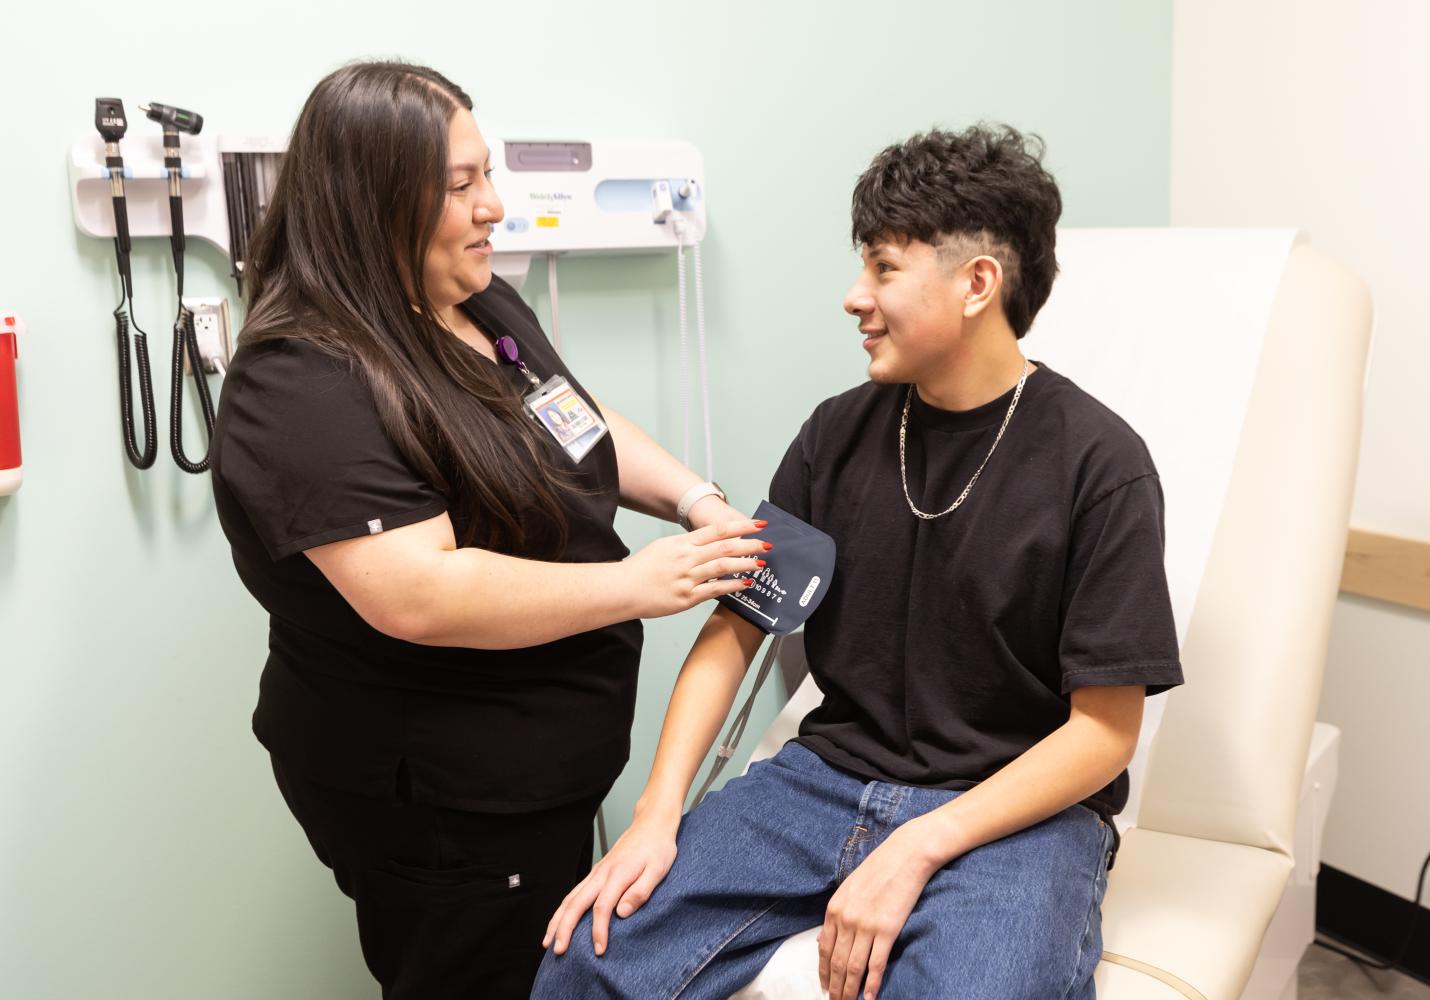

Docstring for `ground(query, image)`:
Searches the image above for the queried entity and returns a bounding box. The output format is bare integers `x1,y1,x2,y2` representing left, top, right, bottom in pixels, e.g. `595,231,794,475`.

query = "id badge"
524,376,608,463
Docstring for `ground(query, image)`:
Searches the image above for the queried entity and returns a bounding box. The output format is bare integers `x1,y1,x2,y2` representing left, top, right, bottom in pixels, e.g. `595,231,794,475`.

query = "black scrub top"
210,277,641,813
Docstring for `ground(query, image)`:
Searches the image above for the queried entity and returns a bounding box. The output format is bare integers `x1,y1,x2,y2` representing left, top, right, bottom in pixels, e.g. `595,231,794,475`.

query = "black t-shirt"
210,277,641,813
769,364,1183,822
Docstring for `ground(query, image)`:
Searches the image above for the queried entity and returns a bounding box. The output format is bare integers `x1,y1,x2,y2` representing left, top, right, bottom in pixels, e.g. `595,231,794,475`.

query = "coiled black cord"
169,302,216,474
112,255,157,470
167,243,215,473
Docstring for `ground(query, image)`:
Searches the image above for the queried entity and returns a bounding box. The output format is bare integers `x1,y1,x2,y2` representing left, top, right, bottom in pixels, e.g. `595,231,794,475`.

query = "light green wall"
0,2,1171,996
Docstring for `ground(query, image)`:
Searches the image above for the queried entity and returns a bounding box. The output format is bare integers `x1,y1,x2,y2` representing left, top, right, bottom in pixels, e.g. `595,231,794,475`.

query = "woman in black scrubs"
210,61,764,999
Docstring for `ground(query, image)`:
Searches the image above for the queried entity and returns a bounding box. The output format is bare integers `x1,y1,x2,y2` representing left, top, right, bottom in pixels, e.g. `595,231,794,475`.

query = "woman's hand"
623,519,770,619
543,809,682,957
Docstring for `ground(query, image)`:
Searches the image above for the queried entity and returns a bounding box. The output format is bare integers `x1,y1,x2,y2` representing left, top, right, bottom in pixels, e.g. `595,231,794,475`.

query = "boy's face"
843,237,970,386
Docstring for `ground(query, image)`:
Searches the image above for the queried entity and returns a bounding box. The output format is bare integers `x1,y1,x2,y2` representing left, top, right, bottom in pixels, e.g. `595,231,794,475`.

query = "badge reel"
493,335,607,463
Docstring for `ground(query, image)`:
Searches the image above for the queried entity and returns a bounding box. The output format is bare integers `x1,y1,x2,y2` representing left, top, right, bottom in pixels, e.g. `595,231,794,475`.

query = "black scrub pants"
272,756,602,1000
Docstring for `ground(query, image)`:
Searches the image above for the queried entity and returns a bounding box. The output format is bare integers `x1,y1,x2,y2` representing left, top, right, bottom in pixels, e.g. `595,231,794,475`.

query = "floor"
1299,944,1430,999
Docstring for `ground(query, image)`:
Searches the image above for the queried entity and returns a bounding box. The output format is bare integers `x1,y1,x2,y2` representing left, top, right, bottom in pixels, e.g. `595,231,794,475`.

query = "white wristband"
676,481,726,531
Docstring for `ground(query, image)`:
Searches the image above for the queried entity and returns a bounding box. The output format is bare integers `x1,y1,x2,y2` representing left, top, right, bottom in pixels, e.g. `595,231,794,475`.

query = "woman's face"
422,108,504,310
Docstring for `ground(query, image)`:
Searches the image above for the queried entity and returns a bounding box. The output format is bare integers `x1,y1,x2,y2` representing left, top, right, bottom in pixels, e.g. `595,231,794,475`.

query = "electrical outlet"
181,297,232,375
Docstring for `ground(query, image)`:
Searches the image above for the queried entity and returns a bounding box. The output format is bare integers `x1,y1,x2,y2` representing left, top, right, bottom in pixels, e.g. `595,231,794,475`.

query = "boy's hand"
818,819,943,1000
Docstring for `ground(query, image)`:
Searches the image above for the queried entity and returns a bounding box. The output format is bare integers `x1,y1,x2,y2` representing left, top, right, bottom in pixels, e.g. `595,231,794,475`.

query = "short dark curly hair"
850,125,1062,338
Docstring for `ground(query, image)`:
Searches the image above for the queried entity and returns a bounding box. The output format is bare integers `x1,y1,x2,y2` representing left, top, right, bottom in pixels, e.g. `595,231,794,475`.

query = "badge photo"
524,375,608,463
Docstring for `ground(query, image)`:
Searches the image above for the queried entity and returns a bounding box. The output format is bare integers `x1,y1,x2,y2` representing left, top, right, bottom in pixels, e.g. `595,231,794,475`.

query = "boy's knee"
532,914,661,999
531,936,602,998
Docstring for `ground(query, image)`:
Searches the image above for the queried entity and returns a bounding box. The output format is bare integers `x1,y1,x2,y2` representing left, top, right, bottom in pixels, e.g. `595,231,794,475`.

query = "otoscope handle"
103,140,130,257
168,188,186,259
111,195,131,258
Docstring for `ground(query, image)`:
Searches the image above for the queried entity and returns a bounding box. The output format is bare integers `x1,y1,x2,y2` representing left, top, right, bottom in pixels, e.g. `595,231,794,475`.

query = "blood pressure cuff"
717,500,835,635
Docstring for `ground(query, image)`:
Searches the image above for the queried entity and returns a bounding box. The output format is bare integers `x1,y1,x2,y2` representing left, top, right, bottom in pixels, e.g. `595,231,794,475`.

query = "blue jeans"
533,742,1113,1000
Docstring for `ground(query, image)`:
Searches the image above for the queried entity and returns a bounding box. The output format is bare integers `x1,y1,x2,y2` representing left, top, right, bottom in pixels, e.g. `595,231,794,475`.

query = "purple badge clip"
494,335,521,365
492,334,543,389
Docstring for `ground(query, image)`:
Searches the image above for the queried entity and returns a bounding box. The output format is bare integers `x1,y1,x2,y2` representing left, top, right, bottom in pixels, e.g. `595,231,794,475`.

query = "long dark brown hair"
242,60,574,554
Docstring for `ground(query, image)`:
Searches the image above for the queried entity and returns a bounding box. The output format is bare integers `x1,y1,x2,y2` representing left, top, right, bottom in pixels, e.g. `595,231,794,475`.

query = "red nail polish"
762,542,773,551
744,579,755,587
756,560,767,567
754,520,769,528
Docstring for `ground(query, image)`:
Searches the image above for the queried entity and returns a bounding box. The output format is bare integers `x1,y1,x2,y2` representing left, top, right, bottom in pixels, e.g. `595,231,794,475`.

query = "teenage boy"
533,124,1183,1000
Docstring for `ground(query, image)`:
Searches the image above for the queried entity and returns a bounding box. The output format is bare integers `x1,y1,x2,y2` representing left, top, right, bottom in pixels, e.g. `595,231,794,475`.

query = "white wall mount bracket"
69,135,707,291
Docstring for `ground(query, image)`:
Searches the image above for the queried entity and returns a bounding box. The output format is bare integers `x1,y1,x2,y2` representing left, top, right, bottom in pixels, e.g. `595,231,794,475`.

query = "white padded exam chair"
730,230,1373,1000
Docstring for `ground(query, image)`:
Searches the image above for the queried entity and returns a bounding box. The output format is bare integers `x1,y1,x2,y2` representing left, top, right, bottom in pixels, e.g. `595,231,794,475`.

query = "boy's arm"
820,684,1144,1000
544,606,768,957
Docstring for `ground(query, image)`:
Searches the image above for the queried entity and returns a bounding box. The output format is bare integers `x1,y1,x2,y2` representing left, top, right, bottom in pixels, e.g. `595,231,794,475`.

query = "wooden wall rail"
1341,529,1430,613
